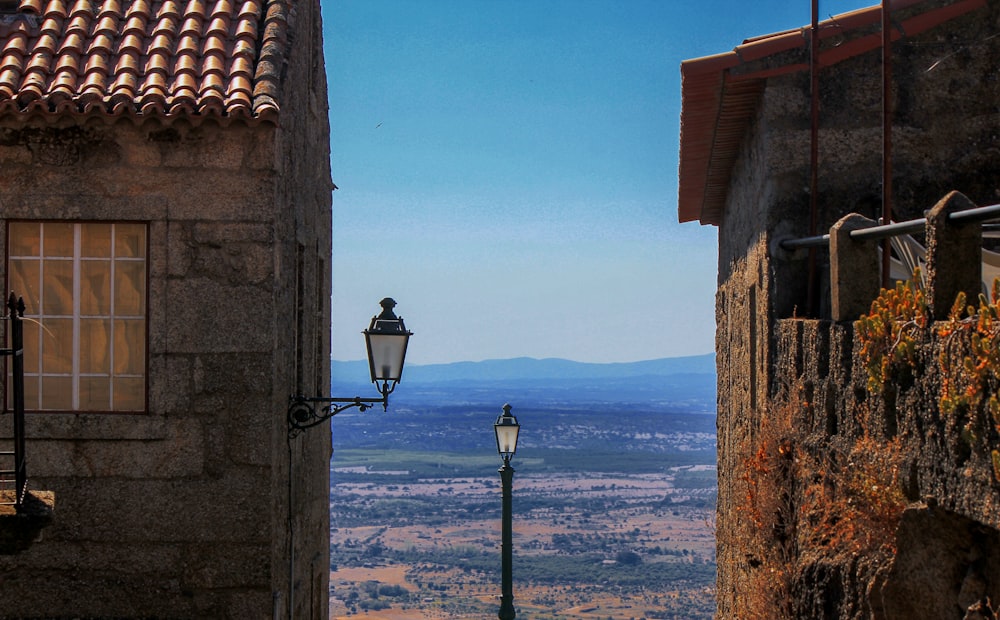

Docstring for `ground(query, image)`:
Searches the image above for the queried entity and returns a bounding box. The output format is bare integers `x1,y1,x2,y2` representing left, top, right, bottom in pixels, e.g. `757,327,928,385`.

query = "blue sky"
324,0,872,365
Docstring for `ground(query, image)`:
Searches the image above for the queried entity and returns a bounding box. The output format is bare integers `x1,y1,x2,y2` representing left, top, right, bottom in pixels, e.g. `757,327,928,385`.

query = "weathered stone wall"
714,1,1000,617
0,3,333,618
770,318,1000,619
270,2,334,618
0,118,282,617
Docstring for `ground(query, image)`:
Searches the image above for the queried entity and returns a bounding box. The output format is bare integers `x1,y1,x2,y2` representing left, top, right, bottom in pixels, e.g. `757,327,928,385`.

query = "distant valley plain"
328,355,717,619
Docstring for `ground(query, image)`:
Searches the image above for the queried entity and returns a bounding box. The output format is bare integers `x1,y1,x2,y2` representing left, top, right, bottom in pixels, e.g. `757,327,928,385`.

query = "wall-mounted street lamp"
287,298,412,437
494,404,520,620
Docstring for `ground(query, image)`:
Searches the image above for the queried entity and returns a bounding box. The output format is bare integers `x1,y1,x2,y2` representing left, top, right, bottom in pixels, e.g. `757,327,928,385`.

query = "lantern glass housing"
363,298,412,386
494,404,520,463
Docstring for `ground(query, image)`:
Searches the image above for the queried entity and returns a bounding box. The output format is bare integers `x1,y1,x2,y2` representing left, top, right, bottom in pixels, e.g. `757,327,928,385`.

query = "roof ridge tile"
205,15,229,37
151,15,180,37
211,0,235,17
87,32,112,54
156,1,182,20
97,0,121,17
91,15,117,37
3,29,27,55
126,0,151,19
43,1,68,20
18,0,44,15
67,0,91,18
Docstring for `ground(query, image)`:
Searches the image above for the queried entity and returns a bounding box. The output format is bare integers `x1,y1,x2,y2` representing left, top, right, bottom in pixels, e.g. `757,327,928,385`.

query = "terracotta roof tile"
0,0,290,123
678,0,987,225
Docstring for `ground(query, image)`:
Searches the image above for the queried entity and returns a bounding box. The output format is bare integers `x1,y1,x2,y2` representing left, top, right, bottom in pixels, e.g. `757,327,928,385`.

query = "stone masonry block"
164,278,273,353
18,413,166,441
926,190,982,320
26,419,204,478
181,543,269,590
830,213,880,322
0,540,181,574
34,469,270,544
150,354,194,415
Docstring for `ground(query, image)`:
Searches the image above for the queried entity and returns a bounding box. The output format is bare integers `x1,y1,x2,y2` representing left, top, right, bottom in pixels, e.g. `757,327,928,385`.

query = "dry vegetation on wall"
856,269,929,394
736,394,798,620
937,281,1000,482
736,275,1000,619
859,271,1000,482
735,387,906,620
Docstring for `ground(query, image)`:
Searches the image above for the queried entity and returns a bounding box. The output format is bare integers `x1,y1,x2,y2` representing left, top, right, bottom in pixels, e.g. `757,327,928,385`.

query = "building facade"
680,0,1000,617
0,1,333,617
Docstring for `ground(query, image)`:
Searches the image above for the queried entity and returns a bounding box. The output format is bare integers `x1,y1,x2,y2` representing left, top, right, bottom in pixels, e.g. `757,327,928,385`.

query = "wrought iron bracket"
287,381,397,438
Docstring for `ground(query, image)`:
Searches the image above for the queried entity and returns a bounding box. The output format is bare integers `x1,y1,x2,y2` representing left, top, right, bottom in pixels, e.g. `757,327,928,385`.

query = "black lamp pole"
499,460,515,620
494,404,520,620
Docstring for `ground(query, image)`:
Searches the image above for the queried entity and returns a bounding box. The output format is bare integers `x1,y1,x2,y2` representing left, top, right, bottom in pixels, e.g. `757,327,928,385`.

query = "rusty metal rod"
881,0,894,287
807,0,821,316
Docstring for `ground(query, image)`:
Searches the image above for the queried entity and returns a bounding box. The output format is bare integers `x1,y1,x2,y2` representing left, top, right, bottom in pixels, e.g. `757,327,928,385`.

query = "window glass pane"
9,259,40,315
80,259,111,315
79,319,110,374
40,376,72,410
115,224,146,258
41,223,74,258
41,318,73,374
79,376,110,411
80,223,112,258
114,261,145,315
113,320,145,375
8,222,40,256
21,374,40,410
42,260,73,315
113,376,144,411
20,321,39,374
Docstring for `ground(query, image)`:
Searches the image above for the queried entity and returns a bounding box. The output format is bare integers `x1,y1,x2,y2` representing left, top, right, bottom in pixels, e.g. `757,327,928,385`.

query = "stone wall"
0,117,281,618
270,2,334,618
762,314,1000,619
714,1,1000,617
0,3,333,618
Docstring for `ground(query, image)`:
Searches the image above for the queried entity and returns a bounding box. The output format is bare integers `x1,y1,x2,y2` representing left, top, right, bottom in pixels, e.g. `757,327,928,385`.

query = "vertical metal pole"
9,293,25,507
498,461,515,620
881,0,894,287
807,0,821,317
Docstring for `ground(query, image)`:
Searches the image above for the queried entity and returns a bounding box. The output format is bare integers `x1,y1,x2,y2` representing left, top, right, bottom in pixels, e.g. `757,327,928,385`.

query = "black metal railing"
1,292,26,507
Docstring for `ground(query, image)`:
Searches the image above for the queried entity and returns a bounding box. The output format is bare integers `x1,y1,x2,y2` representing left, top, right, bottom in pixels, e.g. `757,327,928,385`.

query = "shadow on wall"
880,505,1000,620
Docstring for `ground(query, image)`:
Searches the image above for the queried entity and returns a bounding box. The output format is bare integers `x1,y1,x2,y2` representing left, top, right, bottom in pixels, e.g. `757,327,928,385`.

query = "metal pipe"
807,0,821,316
778,203,1000,251
881,0,894,287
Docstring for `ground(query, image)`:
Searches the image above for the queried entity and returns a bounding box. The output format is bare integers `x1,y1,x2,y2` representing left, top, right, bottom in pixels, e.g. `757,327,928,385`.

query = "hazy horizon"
331,351,715,366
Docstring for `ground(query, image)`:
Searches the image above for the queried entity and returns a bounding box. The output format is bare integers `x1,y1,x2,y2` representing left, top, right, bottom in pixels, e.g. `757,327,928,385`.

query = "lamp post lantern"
364,297,411,398
287,298,412,437
494,403,520,620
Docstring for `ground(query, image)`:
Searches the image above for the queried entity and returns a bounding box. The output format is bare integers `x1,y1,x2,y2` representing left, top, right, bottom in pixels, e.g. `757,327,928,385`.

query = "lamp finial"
377,297,398,320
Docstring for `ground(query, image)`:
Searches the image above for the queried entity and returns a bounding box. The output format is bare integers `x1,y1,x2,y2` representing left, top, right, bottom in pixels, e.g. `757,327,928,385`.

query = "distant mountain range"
330,354,717,413
332,353,715,385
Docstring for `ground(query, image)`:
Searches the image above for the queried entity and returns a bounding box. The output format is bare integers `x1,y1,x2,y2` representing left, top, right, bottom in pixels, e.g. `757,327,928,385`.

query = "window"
7,222,147,412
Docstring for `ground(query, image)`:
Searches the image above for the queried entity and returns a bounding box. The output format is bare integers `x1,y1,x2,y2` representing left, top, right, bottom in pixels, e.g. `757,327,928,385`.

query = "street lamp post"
494,404,520,620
